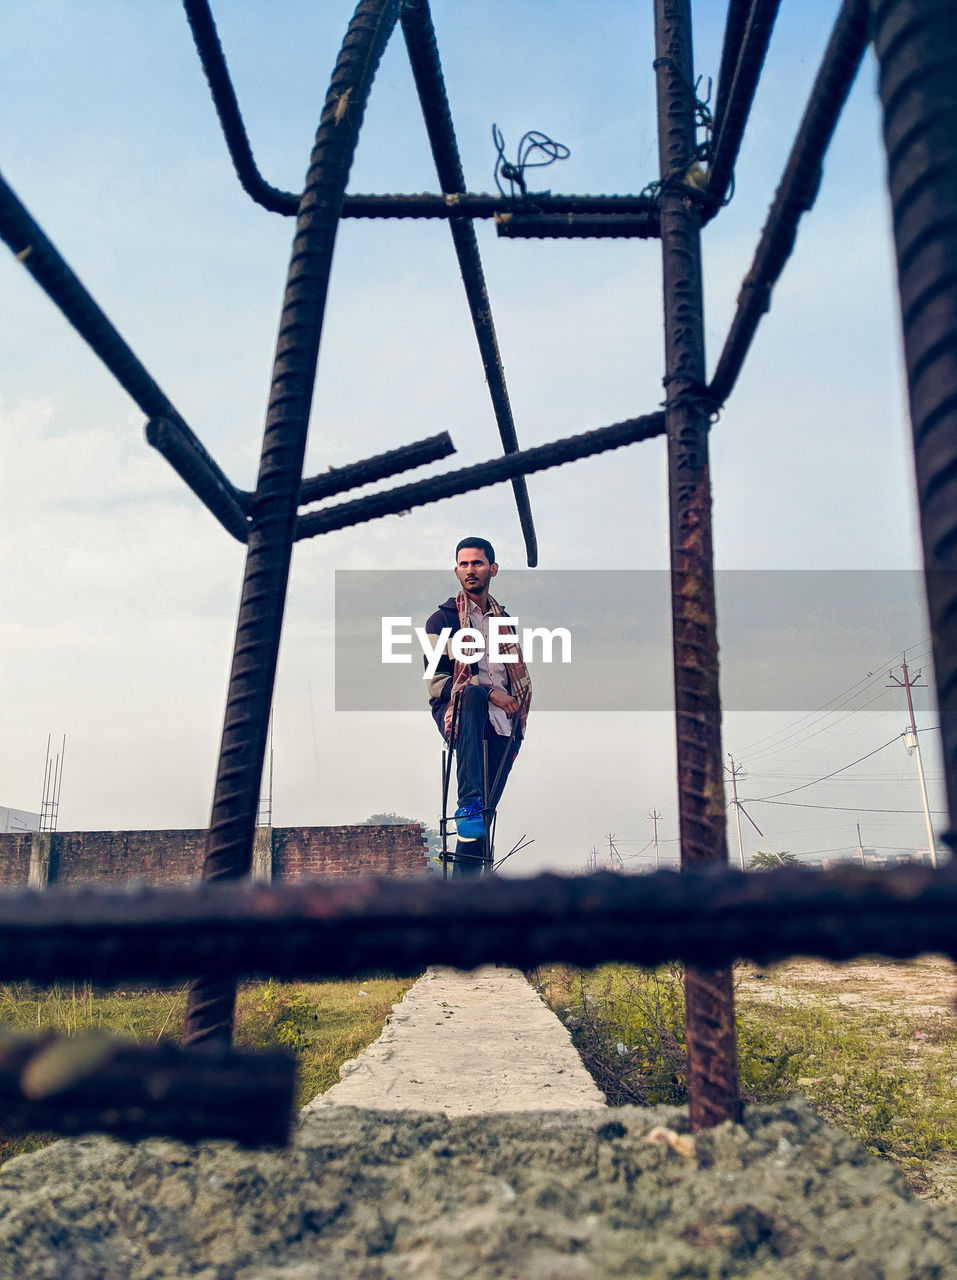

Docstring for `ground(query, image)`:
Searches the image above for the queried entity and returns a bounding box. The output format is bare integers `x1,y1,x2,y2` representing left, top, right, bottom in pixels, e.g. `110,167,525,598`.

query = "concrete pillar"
28,831,53,889
252,826,273,883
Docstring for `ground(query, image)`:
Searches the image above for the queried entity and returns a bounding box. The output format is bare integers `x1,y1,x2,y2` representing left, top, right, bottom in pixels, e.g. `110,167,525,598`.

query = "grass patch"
534,962,957,1197
0,975,415,1166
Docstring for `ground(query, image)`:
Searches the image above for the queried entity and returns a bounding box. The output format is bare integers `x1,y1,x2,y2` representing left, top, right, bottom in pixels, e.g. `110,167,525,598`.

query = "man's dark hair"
455,536,495,565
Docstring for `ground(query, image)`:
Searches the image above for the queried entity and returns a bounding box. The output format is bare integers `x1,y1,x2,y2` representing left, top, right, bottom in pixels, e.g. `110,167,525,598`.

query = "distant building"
1,806,40,834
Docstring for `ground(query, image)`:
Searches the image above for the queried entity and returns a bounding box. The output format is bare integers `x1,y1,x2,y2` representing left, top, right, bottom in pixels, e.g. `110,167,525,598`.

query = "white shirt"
467,600,512,736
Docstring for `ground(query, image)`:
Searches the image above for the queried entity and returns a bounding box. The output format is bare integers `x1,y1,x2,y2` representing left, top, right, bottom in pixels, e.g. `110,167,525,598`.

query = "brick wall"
0,832,31,888
0,825,428,888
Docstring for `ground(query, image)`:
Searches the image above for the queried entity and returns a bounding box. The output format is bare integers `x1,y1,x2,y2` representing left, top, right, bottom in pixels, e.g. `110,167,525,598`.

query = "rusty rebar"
294,412,666,540
0,866,955,982
341,192,658,219
704,0,783,216
494,213,659,239
183,0,402,1049
146,418,250,540
0,1027,295,1147
869,0,957,844
0,171,244,542
298,431,454,504
400,0,538,566
654,0,739,1129
708,0,869,405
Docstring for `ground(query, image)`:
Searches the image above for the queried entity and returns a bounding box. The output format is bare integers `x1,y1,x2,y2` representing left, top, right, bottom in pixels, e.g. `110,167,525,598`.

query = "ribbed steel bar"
146,417,250,539
0,171,244,541
704,0,783,217
299,431,454,504
182,0,300,215
495,213,659,240
294,412,666,540
707,0,869,405
183,0,402,1049
341,192,658,219
655,0,739,1130
0,1029,295,1147
0,866,955,982
400,0,538,567
869,0,957,844
712,0,753,140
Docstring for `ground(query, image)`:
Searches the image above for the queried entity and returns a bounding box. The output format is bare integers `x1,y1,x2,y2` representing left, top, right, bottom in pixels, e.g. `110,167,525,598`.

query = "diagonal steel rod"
655,0,739,1130
399,0,538,566
183,0,402,1049
711,0,754,141
869,0,957,843
707,0,869,405
182,0,301,215
0,865,955,982
0,171,244,541
704,0,783,217
146,418,250,539
294,412,666,540
299,431,454,504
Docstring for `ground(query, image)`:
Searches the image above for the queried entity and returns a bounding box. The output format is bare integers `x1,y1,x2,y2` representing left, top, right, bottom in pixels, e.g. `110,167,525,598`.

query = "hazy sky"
0,2,944,873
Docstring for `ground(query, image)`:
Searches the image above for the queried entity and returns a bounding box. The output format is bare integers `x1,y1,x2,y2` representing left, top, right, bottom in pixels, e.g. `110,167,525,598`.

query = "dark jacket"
423,596,520,737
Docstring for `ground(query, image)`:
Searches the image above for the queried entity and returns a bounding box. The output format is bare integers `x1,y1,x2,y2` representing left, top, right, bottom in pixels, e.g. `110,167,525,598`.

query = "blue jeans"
443,686,520,876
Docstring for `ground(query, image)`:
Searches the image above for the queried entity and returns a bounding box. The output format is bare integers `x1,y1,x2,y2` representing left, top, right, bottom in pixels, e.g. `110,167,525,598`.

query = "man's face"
454,547,497,598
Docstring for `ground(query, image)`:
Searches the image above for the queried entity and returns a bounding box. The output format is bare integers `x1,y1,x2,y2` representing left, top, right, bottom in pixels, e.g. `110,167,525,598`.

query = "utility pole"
725,756,747,872
856,822,866,869
649,808,661,871
888,659,938,869
607,833,622,871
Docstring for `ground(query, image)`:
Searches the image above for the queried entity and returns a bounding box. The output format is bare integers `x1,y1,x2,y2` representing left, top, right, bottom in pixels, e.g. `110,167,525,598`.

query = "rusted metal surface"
400,0,538,567
183,0,403,1048
0,1027,295,1147
870,0,957,847
707,0,869,405
654,0,739,1128
294,412,666,540
0,866,956,982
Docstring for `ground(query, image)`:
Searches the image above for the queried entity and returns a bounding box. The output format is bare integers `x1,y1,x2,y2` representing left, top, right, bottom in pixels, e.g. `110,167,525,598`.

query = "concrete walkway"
303,966,606,1115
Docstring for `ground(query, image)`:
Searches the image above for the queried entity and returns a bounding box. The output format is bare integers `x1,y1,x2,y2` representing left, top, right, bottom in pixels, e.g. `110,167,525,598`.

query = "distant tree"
360,812,442,860
748,850,801,870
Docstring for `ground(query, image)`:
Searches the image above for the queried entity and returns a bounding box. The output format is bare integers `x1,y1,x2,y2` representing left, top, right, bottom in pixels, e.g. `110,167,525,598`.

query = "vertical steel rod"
869,0,957,849
183,0,401,1047
653,0,740,1128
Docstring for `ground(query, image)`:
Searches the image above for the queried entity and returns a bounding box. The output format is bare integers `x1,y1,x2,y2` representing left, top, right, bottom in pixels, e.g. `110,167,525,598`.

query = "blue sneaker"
454,800,486,840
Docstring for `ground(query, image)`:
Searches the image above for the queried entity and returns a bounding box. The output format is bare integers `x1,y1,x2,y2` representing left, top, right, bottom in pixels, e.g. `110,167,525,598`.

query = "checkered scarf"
448,589,531,738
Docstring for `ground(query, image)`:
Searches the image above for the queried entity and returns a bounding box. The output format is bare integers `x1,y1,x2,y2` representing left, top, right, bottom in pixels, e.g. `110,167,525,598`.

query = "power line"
750,798,948,815
743,732,904,801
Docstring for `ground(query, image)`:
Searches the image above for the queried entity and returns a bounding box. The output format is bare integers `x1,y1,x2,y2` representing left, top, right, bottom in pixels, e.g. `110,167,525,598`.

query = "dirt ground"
741,953,956,1017
739,953,957,1202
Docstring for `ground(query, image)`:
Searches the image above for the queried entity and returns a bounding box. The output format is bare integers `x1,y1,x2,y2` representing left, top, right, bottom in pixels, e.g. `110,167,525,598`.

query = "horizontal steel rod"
146,417,250,541
495,213,659,240
299,431,455,504
340,192,658,219
294,411,666,539
0,170,241,539
0,864,955,983
707,0,868,405
0,1028,295,1146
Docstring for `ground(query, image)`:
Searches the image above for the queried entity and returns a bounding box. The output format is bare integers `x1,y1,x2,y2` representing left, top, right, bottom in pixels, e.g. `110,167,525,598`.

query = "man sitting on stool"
424,537,531,875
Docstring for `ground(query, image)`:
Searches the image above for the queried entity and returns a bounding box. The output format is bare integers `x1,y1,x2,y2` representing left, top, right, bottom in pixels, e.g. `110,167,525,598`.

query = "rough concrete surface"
2,967,957,1278
304,966,606,1115
3,1101,957,1278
